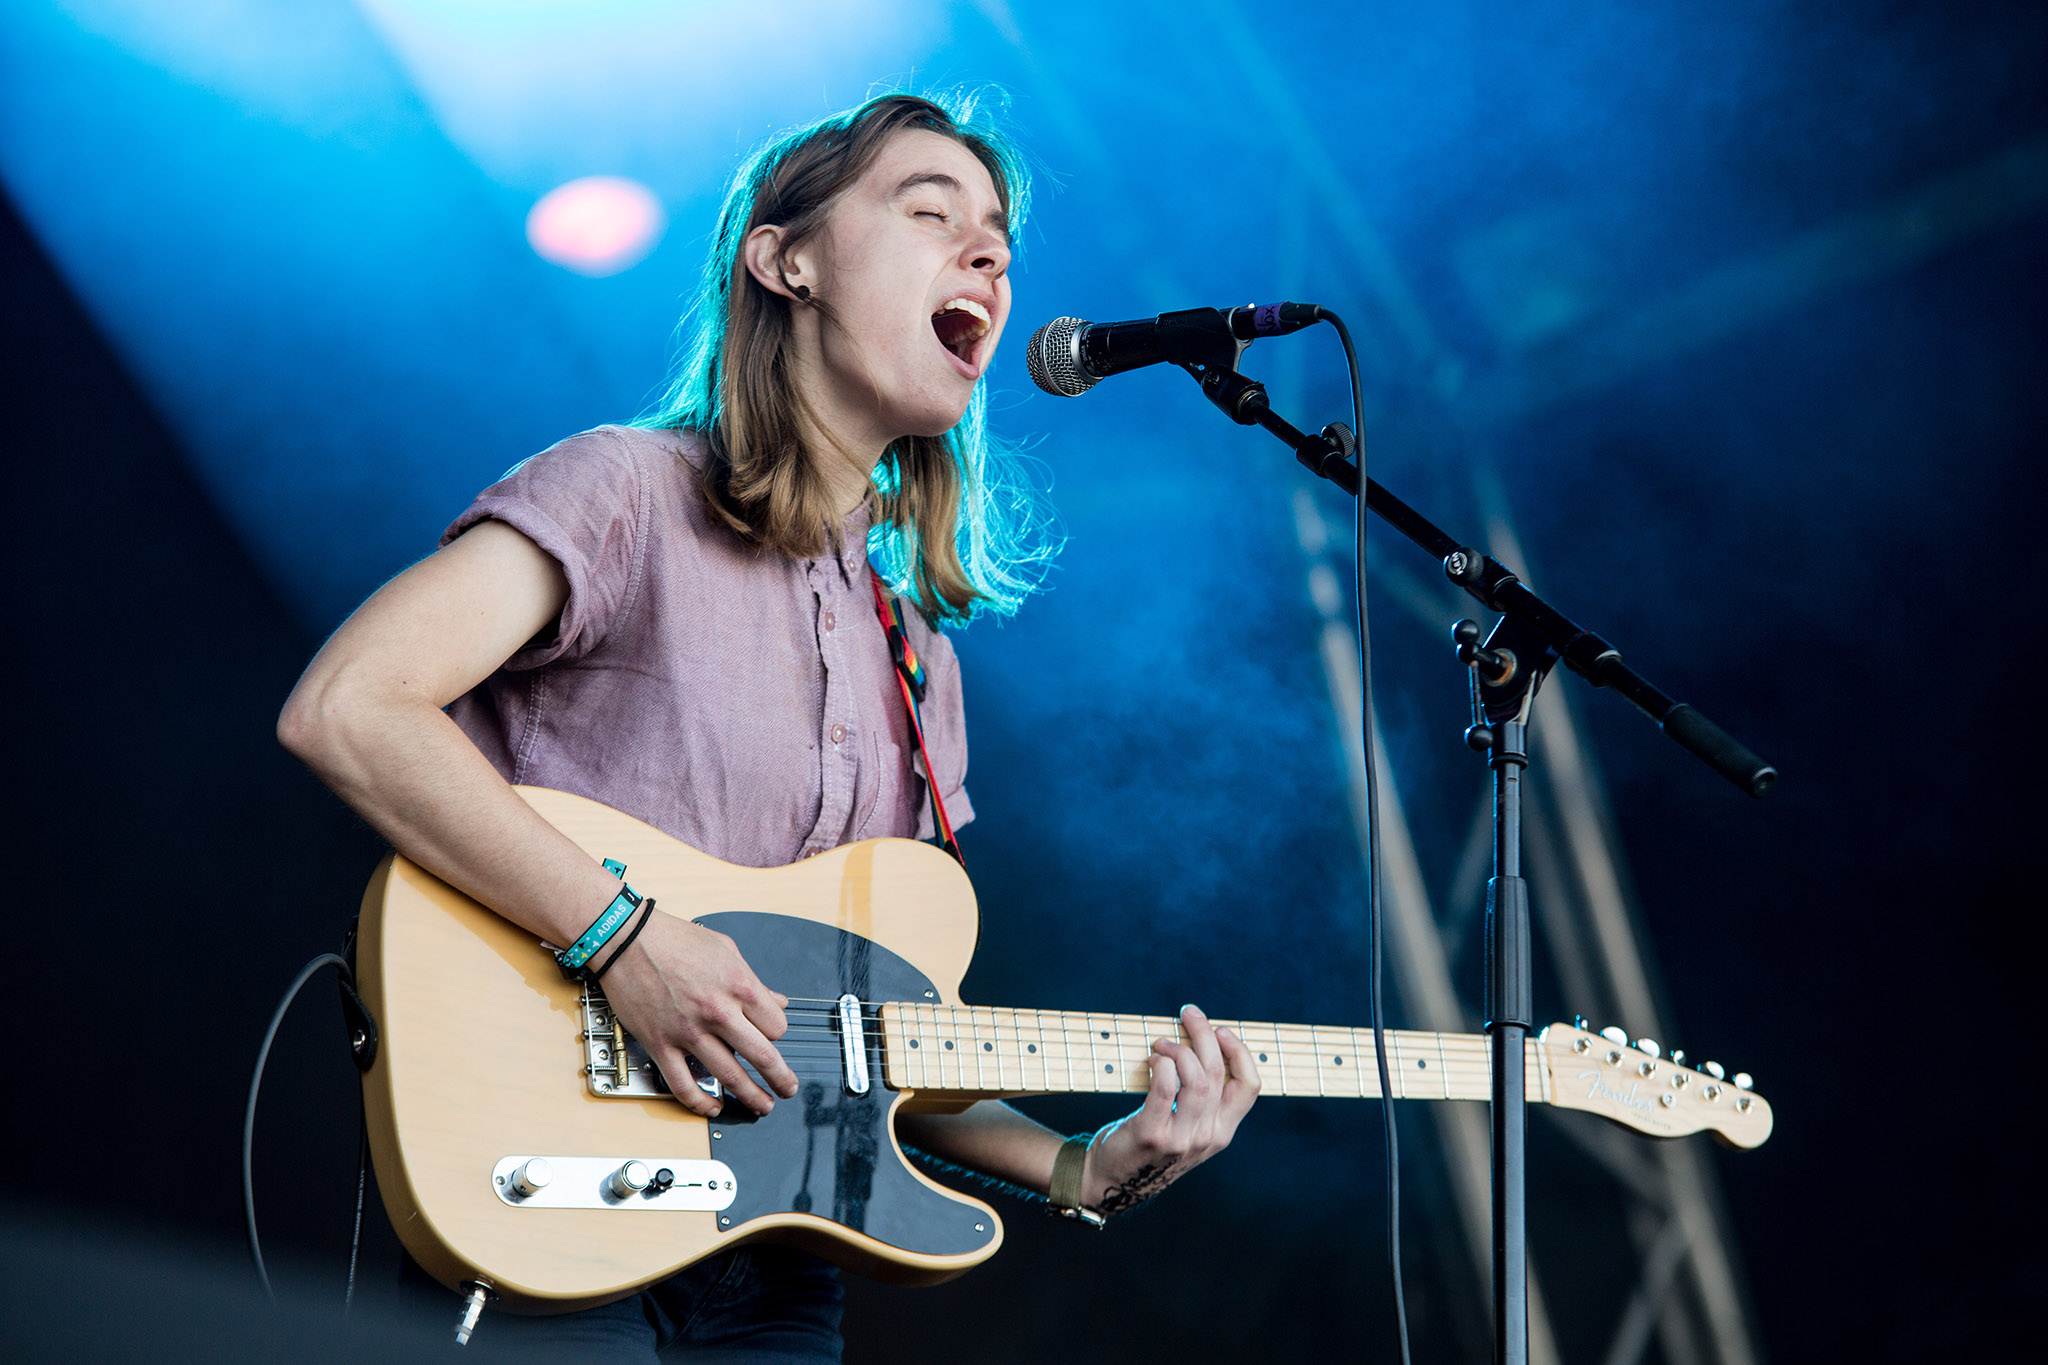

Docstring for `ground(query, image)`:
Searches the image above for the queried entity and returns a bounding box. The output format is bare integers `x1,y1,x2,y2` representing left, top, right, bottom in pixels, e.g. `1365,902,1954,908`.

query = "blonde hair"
637,90,1057,623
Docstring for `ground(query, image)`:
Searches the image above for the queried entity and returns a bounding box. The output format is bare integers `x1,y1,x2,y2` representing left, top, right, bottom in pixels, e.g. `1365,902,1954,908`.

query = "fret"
969,1006,988,1091
1383,1029,1403,1099
1024,1007,1044,1091
1435,1030,1453,1101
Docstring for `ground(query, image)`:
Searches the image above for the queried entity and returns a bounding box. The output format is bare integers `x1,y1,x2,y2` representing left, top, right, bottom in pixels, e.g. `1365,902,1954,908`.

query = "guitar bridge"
579,983,722,1101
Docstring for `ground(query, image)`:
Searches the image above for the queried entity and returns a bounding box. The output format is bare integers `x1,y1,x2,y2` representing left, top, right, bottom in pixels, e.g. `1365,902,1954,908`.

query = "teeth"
938,297,991,327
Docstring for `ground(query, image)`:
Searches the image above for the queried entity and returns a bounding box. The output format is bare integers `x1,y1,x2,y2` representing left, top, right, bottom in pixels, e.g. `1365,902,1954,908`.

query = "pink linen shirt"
443,425,971,868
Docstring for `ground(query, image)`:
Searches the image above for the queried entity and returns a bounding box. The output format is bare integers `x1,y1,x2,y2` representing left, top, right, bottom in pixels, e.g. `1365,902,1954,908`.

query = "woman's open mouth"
931,297,992,375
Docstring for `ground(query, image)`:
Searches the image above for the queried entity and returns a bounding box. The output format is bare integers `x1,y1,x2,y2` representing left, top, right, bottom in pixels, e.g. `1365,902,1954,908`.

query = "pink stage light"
526,176,666,276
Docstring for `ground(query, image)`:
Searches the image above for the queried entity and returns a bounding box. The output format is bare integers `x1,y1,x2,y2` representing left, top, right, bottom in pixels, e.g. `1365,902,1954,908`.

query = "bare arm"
278,520,797,1115
900,1006,1260,1215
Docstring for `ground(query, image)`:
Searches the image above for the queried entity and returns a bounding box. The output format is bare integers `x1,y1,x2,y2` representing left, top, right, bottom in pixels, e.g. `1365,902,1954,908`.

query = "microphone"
1026,302,1325,397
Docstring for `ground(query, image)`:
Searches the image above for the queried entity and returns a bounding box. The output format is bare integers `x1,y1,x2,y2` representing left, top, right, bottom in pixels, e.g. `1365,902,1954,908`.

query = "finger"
742,984,791,1042
682,1029,780,1115
1156,1037,1216,1111
1216,1027,1262,1098
722,1016,800,1100
653,1047,725,1118
1139,1045,1182,1128
1179,1003,1226,1077
1214,1027,1262,1125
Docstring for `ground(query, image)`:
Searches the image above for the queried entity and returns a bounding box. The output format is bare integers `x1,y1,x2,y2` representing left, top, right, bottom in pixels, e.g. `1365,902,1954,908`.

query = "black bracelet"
589,897,656,981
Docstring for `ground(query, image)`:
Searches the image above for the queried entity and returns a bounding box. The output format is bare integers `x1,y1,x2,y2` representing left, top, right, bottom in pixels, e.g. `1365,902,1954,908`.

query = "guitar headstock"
1537,1022,1773,1149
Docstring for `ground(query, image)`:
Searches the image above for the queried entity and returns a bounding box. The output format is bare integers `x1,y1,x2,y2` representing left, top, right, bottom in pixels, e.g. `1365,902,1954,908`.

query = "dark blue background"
3,2,2040,1360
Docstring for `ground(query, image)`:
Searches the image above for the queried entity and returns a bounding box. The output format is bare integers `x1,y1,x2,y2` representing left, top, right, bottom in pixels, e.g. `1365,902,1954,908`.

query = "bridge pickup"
836,993,870,1096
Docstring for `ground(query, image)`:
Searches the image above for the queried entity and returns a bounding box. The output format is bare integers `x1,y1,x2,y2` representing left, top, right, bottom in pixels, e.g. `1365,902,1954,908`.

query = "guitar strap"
870,570,964,866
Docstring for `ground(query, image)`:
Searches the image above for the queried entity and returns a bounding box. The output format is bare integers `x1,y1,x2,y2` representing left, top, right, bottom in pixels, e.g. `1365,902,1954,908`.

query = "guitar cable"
242,950,371,1311
1324,312,1415,1365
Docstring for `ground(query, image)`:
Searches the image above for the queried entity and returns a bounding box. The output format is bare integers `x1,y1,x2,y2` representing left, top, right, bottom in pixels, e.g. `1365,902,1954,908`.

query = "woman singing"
280,90,1260,1360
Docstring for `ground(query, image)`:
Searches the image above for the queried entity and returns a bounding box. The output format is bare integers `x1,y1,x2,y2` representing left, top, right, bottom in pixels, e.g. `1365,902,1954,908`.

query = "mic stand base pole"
1484,718,1533,1365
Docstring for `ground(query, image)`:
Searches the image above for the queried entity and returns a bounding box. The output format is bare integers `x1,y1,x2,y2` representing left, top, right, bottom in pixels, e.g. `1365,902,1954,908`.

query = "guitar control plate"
491,1155,738,1211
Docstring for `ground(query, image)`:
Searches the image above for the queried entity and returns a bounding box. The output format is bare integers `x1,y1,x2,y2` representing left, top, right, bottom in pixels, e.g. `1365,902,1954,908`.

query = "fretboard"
879,1003,1548,1103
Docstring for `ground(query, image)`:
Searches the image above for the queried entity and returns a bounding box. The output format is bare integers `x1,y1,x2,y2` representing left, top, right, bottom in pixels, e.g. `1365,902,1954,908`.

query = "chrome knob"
510,1158,552,1198
609,1160,651,1198
1733,1072,1754,1091
1600,1026,1629,1046
1634,1038,1661,1060
1703,1061,1725,1080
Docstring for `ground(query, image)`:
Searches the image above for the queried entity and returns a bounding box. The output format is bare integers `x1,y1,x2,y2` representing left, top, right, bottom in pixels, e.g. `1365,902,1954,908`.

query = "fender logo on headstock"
1577,1068,1655,1116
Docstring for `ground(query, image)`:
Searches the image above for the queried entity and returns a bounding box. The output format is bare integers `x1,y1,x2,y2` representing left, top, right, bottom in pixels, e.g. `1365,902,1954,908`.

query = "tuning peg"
1669,1049,1686,1067
1573,1015,1590,1031
1600,1026,1628,1046
1634,1038,1660,1059
1734,1072,1753,1090
1703,1061,1725,1080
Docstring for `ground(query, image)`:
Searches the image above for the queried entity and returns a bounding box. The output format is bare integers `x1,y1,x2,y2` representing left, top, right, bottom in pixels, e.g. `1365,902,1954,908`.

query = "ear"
742,223,814,301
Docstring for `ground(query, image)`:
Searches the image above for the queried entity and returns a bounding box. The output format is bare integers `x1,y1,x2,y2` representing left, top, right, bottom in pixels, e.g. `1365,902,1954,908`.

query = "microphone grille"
1026,316,1096,397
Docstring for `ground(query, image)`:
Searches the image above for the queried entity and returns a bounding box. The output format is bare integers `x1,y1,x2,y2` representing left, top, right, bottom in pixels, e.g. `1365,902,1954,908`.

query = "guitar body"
357,787,1003,1312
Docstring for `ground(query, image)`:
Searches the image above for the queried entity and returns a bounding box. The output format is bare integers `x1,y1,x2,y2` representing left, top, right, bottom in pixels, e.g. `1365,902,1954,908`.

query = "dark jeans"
401,1248,843,1363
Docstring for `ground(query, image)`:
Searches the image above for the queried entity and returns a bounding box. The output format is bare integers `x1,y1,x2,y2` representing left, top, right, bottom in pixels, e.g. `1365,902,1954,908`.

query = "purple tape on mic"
1253,302,1286,336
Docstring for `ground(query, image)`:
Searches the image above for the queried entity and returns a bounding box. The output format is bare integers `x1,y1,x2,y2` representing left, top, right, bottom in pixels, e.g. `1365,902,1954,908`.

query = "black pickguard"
697,912,994,1258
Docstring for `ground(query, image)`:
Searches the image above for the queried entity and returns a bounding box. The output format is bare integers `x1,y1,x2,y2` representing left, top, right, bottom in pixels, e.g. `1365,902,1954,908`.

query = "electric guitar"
356,787,1772,1313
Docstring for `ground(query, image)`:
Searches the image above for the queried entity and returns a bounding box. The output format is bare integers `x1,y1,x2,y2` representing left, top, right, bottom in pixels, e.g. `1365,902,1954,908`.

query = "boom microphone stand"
1162,317,1776,1365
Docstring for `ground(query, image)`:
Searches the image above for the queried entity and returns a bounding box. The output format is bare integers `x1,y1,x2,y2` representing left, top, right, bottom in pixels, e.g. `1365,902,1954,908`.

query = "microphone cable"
1323,311,1414,1365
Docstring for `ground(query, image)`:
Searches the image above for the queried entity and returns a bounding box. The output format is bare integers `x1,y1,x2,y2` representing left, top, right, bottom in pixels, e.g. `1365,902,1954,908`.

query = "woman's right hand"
598,912,799,1116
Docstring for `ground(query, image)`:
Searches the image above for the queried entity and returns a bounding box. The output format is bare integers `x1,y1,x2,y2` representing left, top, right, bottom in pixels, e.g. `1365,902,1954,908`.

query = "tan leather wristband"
1048,1134,1104,1228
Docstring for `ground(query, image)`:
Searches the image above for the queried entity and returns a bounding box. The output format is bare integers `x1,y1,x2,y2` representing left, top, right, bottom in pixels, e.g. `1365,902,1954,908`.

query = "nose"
962,225,1010,278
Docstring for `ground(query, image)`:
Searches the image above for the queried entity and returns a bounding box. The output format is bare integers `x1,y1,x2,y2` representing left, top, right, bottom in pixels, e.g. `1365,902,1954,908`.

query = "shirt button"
830,723,847,744
822,611,836,631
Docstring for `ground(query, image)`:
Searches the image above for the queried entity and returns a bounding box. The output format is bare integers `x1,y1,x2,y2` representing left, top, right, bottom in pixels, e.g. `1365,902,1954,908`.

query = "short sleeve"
441,428,647,670
909,621,974,838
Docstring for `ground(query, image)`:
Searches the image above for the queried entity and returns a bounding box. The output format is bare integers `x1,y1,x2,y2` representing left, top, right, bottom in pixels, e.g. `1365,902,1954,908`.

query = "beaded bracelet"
556,860,642,979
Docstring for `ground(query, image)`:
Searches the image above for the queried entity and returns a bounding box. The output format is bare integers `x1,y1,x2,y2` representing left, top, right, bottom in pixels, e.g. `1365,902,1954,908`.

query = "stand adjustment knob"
509,1159,552,1198
609,1160,651,1198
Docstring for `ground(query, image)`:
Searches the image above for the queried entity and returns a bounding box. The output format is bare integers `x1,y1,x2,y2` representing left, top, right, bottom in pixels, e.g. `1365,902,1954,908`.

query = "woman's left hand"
1081,1004,1261,1216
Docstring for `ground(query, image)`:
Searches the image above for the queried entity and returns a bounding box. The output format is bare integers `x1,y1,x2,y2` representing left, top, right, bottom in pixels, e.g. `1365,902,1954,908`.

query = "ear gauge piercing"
793,284,812,302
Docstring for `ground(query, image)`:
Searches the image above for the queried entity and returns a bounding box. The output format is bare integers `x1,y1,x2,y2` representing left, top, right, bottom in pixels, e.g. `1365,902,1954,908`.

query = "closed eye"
916,208,950,222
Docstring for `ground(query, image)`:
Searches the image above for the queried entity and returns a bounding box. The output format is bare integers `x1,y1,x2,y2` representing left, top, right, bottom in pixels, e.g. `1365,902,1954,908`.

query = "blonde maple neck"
878,1003,1544,1102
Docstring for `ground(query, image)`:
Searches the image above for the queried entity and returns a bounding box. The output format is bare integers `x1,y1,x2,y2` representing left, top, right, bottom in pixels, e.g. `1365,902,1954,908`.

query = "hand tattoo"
1098,1156,1179,1217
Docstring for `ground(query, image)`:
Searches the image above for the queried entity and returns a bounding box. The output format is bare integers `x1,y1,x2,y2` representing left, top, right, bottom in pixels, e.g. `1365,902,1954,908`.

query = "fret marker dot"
1334,1056,1343,1066
910,1039,920,1049
1027,1044,1037,1053
1100,1031,1109,1039
1258,1053,1268,1062
1417,1059,1427,1068
1104,1063,1114,1073
982,1042,993,1052
944,1041,954,1050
